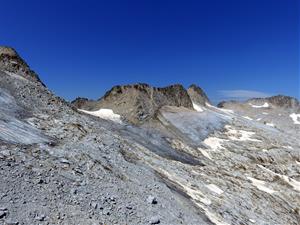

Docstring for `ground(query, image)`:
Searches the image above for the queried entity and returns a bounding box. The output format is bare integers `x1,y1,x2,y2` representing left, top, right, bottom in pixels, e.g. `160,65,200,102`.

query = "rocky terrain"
0,46,300,225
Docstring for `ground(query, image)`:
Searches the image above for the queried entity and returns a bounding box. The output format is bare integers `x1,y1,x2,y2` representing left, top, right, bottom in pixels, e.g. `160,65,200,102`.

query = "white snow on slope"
289,113,300,125
225,126,261,142
258,165,300,192
247,177,276,194
243,116,253,121
192,102,204,112
198,148,213,160
249,102,269,108
262,112,268,115
205,102,234,114
266,123,275,127
203,137,226,151
206,184,224,195
78,108,122,124
283,145,293,150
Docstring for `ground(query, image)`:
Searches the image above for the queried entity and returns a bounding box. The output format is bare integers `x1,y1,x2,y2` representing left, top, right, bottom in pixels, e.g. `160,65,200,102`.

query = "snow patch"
243,116,253,121
205,102,213,107
266,123,275,127
249,219,256,223
206,184,224,195
204,209,231,225
247,177,276,194
289,113,300,125
249,102,269,108
262,112,268,115
203,137,226,151
198,148,213,160
192,102,204,112
78,108,122,124
225,126,261,142
219,108,234,114
256,118,262,121
258,165,300,192
205,102,234,114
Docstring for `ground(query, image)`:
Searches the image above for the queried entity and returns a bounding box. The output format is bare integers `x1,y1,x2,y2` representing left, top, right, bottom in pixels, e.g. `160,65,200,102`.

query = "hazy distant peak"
247,95,299,109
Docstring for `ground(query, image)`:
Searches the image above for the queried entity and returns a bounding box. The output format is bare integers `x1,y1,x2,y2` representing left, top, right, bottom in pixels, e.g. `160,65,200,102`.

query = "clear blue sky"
1,0,299,103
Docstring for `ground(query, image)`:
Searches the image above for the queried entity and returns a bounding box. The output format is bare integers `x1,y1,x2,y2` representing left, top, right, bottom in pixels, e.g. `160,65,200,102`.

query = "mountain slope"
0,47,299,225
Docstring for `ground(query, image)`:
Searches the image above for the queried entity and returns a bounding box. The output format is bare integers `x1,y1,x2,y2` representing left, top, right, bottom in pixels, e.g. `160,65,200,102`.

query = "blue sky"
0,0,299,103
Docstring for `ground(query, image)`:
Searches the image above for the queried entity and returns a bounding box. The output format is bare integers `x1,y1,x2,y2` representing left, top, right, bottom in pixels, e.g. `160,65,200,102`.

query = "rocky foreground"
0,46,300,225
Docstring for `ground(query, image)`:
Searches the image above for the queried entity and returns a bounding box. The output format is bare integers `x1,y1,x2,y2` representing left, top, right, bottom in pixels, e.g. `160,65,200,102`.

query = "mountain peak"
187,84,210,106
73,83,194,124
0,46,44,86
0,46,18,57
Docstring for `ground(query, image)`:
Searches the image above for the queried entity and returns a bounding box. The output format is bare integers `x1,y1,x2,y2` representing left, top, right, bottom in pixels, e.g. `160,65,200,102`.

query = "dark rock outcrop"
187,84,210,106
0,46,44,86
217,100,238,108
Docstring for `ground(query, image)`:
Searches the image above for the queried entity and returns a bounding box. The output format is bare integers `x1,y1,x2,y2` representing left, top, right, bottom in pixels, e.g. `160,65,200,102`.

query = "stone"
35,214,46,221
91,202,98,209
4,219,19,225
149,216,160,224
0,210,6,218
146,196,157,204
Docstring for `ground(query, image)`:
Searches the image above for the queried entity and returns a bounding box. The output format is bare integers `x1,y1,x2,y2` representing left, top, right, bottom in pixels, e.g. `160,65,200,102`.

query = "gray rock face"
1,47,300,225
187,84,210,105
73,83,193,124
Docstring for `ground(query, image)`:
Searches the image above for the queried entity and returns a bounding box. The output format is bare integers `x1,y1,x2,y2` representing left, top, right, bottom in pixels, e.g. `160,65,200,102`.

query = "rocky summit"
72,83,196,124
187,84,210,106
0,47,44,86
0,47,300,225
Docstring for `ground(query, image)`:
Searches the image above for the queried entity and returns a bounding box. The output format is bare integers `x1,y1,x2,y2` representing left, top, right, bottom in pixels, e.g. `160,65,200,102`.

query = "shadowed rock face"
73,83,194,124
0,46,45,86
187,84,210,106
